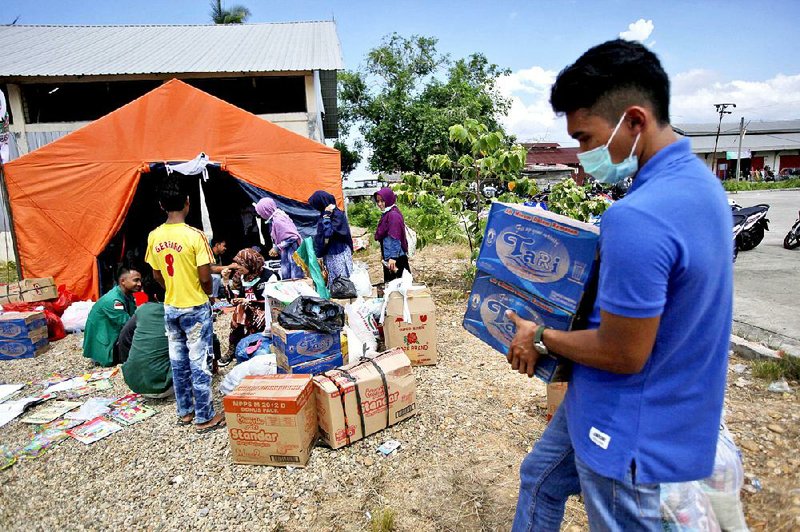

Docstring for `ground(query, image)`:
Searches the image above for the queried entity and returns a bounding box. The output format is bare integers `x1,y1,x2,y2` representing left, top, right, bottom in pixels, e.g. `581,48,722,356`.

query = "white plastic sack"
351,261,372,297
345,299,379,352
379,269,414,324
263,279,318,305
661,481,721,532
219,353,277,396
61,301,95,333
699,424,749,532
405,225,418,258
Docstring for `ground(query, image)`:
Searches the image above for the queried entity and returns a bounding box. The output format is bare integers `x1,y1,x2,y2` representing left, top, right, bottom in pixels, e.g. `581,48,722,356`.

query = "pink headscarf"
255,198,301,246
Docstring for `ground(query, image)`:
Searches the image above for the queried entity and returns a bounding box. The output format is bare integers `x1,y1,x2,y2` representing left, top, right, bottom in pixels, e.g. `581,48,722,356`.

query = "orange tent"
3,79,342,300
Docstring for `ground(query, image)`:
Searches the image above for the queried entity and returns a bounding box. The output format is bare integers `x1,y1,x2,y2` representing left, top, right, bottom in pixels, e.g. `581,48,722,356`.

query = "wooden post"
0,163,22,280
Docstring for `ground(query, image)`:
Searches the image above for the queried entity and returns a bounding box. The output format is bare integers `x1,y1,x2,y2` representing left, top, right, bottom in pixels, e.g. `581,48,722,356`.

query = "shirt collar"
629,138,694,193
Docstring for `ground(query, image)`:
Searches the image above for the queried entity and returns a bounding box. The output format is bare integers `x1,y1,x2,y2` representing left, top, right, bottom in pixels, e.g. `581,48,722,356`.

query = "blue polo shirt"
564,138,733,484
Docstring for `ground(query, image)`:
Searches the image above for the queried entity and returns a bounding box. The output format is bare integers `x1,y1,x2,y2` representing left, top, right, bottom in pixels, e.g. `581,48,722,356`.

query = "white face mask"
577,113,641,184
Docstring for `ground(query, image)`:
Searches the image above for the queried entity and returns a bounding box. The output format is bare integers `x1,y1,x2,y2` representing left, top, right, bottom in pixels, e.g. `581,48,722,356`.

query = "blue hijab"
307,191,353,255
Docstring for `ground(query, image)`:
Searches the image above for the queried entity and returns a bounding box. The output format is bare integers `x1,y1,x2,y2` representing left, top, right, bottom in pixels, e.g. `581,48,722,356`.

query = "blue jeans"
512,405,661,532
211,274,222,298
164,303,215,424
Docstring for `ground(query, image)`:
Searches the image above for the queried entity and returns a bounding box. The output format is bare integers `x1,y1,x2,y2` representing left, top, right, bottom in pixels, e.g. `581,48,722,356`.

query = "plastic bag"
405,225,418,258
351,261,372,297
219,352,277,395
278,296,344,334
330,276,357,299
47,285,78,317
699,425,748,532
234,332,272,364
344,300,379,352
61,301,95,333
661,481,721,532
44,310,66,342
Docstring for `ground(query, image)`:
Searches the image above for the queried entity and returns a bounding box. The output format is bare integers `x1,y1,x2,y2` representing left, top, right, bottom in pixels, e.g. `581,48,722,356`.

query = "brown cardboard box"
222,374,318,467
546,382,568,423
313,348,417,449
0,277,58,304
383,285,438,365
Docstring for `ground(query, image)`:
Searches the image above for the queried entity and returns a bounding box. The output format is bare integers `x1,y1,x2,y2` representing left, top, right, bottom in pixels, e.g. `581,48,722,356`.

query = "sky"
4,0,799,181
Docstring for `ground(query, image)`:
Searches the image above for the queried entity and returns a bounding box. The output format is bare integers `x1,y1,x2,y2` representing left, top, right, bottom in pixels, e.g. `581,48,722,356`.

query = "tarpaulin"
3,79,341,300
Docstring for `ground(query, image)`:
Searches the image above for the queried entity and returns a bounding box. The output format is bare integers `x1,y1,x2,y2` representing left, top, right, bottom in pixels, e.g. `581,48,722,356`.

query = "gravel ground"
0,244,798,531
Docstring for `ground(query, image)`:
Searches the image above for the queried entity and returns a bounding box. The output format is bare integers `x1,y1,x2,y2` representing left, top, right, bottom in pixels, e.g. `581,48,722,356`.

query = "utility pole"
711,103,736,178
735,117,747,181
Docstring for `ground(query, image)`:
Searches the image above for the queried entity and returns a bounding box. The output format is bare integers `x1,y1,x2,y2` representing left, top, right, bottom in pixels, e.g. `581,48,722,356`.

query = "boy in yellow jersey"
145,176,225,433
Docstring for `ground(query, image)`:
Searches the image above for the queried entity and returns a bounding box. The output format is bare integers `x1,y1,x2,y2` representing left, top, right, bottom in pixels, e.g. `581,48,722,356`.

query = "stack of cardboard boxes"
0,277,58,305
382,284,438,366
0,311,49,361
463,203,600,383
223,348,417,467
272,322,344,375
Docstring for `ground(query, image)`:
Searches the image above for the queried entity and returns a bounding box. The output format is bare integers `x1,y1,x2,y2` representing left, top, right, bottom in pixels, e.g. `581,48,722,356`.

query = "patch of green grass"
751,354,800,381
723,178,800,192
369,507,397,532
0,261,18,283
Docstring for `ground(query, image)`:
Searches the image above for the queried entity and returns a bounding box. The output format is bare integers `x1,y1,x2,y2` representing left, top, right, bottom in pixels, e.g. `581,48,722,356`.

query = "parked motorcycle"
784,209,800,250
729,200,770,260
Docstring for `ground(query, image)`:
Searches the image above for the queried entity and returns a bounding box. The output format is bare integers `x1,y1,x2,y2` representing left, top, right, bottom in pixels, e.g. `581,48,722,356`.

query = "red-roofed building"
522,142,586,184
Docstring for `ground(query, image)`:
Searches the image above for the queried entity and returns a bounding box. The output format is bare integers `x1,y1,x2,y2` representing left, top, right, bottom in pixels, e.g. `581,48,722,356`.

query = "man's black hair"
550,39,670,125
158,175,188,213
117,266,140,281
142,279,165,302
210,237,226,248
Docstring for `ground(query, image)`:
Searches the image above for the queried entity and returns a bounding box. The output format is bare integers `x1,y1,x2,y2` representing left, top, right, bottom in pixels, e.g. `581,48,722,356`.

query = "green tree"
339,34,511,175
333,140,362,177
209,0,251,24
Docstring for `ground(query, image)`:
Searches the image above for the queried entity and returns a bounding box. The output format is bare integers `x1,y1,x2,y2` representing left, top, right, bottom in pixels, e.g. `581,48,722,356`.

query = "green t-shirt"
121,303,172,395
83,285,136,367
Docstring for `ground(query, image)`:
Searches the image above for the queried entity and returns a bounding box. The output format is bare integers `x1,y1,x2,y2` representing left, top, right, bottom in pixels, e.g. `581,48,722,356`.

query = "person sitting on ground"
254,197,305,280
83,267,141,367
308,190,354,288
374,187,410,283
120,281,173,399
208,238,240,299
219,247,270,366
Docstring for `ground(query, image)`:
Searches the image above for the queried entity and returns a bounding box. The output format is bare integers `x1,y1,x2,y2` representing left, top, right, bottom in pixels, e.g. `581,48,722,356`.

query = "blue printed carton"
271,323,341,366
463,272,572,382
277,352,343,375
477,203,599,314
0,312,47,340
0,334,49,361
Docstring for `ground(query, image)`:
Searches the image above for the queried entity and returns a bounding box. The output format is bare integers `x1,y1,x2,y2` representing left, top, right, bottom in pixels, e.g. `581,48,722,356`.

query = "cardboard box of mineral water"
276,351,344,376
477,203,599,314
463,272,572,383
222,375,317,467
313,348,417,449
383,285,437,366
0,330,49,361
271,323,342,363
0,311,47,339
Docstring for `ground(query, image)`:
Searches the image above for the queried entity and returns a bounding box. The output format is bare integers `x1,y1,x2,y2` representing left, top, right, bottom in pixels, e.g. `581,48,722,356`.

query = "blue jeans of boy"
164,303,215,424
512,405,661,532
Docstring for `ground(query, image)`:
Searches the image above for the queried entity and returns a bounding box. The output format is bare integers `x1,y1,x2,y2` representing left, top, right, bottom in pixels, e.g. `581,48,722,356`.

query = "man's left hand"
506,310,541,378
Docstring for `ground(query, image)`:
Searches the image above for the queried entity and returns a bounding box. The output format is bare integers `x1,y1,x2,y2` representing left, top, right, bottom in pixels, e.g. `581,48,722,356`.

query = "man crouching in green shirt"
121,281,173,398
83,267,141,366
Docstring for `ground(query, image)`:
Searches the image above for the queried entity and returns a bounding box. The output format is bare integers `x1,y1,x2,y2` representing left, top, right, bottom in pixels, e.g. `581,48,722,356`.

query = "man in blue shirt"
506,40,733,530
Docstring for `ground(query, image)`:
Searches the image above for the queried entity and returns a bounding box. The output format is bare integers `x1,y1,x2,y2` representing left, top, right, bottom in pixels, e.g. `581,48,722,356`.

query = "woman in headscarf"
374,187,410,282
219,248,268,366
254,197,305,280
308,190,354,288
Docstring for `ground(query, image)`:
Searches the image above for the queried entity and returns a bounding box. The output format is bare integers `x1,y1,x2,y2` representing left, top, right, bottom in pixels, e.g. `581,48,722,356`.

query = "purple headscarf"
255,198,301,246
374,188,408,252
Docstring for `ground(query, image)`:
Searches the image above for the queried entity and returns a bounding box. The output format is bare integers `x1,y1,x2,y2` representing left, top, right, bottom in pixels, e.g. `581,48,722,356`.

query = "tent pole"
0,163,22,280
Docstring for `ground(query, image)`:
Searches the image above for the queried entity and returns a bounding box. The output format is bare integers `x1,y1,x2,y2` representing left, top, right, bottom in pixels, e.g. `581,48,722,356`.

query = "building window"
20,80,162,123
184,76,306,115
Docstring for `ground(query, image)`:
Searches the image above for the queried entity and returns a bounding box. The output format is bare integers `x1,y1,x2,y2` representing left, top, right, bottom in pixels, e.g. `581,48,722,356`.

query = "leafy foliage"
209,0,251,24
339,34,511,174
333,140,362,177
546,178,610,222
723,178,800,191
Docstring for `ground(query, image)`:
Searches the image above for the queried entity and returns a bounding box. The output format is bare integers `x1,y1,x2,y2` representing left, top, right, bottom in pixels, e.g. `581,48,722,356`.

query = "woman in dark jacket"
308,190,354,288
374,187,410,282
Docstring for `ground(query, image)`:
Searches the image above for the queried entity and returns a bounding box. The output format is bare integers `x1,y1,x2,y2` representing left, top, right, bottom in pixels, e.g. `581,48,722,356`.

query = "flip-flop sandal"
176,415,195,426
196,417,226,434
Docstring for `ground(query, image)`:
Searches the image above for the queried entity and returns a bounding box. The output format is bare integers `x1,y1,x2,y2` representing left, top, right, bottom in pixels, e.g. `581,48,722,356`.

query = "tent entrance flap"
97,165,271,294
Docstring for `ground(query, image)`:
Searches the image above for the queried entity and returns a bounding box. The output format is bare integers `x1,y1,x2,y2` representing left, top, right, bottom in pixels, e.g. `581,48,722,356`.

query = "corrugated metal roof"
675,120,800,136
683,132,800,153
0,22,343,77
